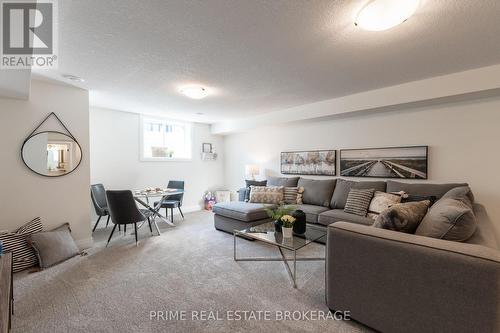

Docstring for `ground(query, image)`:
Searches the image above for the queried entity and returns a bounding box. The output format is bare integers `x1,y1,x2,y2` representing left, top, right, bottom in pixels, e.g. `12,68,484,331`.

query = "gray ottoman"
213,202,274,233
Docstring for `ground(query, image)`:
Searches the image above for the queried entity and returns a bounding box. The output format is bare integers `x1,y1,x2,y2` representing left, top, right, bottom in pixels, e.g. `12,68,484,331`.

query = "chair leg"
134,223,138,246
170,208,174,222
178,207,184,220
106,224,117,247
147,217,153,233
106,215,110,227
92,216,102,232
118,225,121,231
124,224,127,233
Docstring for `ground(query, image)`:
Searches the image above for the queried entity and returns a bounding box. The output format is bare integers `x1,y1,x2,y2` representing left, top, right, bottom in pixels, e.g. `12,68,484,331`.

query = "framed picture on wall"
340,146,428,179
281,150,336,176
202,143,212,153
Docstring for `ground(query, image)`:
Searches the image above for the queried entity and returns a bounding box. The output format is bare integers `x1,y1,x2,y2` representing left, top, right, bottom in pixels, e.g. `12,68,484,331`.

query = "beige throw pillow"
249,186,284,204
368,191,402,220
283,186,304,204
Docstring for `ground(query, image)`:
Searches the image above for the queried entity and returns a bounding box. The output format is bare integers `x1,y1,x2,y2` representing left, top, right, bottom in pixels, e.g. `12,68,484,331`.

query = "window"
140,116,192,161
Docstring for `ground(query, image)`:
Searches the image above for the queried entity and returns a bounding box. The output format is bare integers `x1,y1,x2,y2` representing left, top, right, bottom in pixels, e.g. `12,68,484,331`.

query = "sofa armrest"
326,222,500,333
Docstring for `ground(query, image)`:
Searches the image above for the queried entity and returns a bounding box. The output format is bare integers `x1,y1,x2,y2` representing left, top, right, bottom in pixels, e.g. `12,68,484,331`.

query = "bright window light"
140,116,192,160
355,0,420,31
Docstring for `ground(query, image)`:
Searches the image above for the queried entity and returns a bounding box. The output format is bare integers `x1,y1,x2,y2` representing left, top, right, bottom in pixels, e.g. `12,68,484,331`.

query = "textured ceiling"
35,0,500,123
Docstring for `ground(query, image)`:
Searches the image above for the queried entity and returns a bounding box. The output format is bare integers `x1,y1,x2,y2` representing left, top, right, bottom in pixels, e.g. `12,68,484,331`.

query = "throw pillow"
0,217,43,272
401,194,437,206
415,186,477,241
344,189,375,217
283,186,304,204
368,191,402,219
27,223,80,269
249,186,284,204
330,179,386,209
373,201,431,233
244,180,267,202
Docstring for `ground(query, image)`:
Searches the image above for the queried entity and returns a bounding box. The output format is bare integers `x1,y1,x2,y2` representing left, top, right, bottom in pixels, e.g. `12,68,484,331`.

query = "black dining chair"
105,190,155,246
91,184,111,232
154,180,185,222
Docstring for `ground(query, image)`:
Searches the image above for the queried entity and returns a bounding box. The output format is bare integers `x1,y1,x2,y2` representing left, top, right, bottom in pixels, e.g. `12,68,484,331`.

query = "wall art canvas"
340,146,428,179
281,150,336,176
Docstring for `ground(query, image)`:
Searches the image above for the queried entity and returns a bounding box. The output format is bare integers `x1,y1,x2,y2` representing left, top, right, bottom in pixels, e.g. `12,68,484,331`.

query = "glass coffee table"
233,222,326,288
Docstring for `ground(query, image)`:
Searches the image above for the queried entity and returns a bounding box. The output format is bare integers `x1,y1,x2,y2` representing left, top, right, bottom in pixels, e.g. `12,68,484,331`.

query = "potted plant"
264,204,295,232
280,215,296,238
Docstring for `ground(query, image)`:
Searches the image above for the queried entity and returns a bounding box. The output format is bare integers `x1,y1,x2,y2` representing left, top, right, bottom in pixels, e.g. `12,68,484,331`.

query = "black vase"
274,219,282,232
292,210,306,234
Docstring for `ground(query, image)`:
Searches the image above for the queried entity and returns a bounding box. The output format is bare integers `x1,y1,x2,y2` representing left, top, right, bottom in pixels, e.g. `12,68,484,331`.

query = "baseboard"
169,205,202,216
76,237,94,250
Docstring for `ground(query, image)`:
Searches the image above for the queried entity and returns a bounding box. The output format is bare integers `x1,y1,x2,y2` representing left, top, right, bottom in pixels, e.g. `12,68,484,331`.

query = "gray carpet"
12,211,372,333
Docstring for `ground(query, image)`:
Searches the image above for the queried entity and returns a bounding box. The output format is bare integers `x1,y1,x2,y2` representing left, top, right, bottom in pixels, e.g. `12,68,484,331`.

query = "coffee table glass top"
234,222,326,251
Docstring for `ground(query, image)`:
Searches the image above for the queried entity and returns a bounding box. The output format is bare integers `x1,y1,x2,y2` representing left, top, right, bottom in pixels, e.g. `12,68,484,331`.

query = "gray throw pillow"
267,176,300,187
373,201,430,233
344,188,375,217
330,179,386,209
27,223,80,269
415,186,477,242
297,178,336,207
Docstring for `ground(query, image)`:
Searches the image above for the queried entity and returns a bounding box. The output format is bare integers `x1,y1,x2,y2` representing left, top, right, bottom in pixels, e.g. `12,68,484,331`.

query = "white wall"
90,107,225,214
0,80,91,248
223,96,500,241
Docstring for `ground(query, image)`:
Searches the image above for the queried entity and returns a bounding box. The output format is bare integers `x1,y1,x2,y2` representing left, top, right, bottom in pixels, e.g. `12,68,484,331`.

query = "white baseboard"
76,237,94,250
169,205,202,215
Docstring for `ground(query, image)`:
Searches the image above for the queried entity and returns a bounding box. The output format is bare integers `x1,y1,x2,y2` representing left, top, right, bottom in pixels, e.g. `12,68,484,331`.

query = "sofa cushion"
267,176,300,187
330,179,387,209
283,186,304,204
244,180,267,201
416,186,477,241
344,188,375,217
249,186,284,204
297,178,336,207
368,191,402,219
373,201,430,233
317,209,373,226
213,202,274,222
386,181,468,200
295,204,330,223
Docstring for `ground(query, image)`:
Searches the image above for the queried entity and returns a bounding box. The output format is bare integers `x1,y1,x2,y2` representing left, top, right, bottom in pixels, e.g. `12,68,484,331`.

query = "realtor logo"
1,0,58,68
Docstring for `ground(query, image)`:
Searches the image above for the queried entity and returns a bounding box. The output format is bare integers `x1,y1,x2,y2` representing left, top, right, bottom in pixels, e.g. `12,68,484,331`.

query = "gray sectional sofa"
213,176,500,333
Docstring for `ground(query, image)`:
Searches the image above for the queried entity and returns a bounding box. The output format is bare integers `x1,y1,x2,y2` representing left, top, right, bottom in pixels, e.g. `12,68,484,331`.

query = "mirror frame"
21,130,83,177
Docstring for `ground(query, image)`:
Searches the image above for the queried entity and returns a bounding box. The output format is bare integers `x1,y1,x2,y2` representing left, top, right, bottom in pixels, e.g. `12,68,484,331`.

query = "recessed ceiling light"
62,74,85,82
355,0,420,31
179,85,209,99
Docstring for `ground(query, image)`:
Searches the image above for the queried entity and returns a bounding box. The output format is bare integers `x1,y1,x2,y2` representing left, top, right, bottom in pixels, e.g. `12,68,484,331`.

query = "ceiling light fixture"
62,74,85,82
179,85,209,99
355,0,420,31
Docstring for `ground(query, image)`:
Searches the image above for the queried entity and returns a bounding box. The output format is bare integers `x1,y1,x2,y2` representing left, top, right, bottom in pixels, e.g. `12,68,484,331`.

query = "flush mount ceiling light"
62,74,85,82
355,0,420,31
179,85,209,99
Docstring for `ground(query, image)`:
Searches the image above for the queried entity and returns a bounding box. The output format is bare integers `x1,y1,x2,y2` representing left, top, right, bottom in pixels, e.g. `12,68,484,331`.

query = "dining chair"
154,180,185,222
91,184,111,232
105,190,154,246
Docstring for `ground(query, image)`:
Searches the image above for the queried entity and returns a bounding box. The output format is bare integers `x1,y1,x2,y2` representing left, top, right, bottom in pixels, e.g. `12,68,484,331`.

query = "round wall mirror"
21,131,82,177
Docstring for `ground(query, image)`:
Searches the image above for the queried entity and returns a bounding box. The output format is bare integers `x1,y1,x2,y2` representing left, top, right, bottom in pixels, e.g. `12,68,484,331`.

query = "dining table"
133,188,184,234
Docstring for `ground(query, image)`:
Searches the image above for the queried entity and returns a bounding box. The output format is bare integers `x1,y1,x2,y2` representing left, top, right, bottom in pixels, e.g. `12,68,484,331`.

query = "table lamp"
245,164,260,180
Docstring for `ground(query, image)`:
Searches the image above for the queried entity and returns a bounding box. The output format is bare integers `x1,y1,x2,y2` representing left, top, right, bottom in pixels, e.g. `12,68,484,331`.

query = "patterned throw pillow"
373,200,430,234
0,217,43,272
344,189,375,217
249,186,284,204
283,187,304,204
244,180,267,202
367,191,402,220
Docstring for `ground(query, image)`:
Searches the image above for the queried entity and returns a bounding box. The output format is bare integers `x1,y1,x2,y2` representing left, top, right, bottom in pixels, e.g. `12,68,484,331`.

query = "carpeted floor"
12,211,372,333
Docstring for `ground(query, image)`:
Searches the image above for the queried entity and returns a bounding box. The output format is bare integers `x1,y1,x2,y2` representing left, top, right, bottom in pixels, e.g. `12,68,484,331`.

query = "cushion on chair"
0,217,43,272
154,200,180,208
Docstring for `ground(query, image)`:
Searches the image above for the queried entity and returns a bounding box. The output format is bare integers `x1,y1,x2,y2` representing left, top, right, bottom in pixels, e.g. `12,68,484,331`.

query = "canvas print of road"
281,150,336,176
340,146,428,179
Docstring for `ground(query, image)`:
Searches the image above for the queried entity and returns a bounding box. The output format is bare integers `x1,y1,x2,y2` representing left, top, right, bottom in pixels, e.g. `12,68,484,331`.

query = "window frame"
139,114,193,162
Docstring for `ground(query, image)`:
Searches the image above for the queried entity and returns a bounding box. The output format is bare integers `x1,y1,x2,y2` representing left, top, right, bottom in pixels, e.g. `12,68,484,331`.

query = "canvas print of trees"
281,150,336,176
340,146,428,179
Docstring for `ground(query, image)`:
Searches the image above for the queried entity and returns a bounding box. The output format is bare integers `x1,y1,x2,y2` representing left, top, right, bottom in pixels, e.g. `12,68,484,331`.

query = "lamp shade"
245,164,260,178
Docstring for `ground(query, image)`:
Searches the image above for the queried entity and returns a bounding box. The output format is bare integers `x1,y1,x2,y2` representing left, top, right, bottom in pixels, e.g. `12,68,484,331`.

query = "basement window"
140,115,192,161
